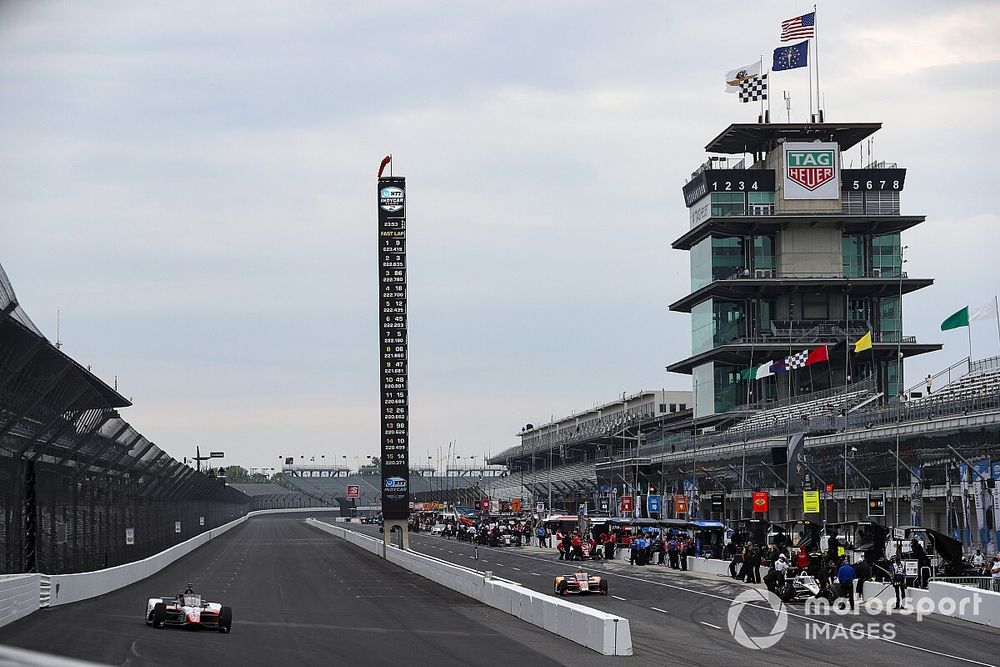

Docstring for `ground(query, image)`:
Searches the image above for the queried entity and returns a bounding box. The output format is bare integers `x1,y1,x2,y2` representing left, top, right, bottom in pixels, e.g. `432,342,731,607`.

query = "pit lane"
350,523,1000,666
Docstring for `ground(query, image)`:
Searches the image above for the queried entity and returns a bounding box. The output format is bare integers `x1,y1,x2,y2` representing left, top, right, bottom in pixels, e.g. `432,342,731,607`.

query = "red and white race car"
145,585,232,633
553,569,608,596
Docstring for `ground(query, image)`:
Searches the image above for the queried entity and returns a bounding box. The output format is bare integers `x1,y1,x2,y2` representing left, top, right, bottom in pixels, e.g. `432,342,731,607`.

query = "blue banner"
647,494,662,514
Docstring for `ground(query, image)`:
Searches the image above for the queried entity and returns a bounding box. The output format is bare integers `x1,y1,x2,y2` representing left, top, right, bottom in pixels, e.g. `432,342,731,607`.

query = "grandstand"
913,356,1000,403
726,381,879,433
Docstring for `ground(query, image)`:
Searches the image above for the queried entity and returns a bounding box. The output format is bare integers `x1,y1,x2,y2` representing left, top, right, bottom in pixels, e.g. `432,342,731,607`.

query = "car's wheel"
779,583,796,603
152,602,166,629
599,579,609,596
218,606,233,633
557,580,569,597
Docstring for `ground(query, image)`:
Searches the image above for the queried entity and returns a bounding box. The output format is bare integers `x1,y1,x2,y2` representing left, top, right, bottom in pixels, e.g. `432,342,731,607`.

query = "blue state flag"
773,40,808,71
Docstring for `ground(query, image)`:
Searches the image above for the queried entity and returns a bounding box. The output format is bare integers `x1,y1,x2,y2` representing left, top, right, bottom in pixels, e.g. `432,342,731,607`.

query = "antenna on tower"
56,309,62,349
783,91,791,123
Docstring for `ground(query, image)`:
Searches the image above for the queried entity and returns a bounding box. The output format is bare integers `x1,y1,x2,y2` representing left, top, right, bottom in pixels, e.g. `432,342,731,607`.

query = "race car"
145,585,232,633
553,569,609,596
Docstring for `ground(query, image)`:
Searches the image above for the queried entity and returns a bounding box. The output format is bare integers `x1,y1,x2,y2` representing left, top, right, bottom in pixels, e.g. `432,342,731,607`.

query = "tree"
224,465,250,482
370,456,381,467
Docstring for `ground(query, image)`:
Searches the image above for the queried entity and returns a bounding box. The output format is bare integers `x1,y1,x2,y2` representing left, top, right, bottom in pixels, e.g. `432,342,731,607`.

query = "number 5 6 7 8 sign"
347,485,360,499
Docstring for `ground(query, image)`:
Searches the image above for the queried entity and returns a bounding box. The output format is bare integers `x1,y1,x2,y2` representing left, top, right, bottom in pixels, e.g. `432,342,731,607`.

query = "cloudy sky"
1,1,998,471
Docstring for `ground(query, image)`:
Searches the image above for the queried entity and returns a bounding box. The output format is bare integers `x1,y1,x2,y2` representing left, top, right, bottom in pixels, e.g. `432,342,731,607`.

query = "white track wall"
0,574,40,628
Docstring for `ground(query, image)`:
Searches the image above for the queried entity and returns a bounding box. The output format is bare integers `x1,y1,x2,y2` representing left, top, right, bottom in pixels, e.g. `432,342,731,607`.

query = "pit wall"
861,579,1000,629
304,518,633,657
0,507,339,627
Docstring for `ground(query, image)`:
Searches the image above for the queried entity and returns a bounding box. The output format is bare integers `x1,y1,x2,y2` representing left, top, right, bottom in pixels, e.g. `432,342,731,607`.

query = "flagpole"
814,4,822,119
808,38,814,122
759,55,765,120
968,321,974,363
995,295,1000,353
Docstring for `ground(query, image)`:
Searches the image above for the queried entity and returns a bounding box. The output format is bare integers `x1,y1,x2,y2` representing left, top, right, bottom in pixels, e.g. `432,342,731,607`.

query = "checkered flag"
739,73,767,103
785,349,809,370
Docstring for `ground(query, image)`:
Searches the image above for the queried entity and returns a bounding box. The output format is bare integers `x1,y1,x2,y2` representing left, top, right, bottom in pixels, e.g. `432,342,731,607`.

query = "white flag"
970,300,997,323
755,361,775,380
725,62,761,93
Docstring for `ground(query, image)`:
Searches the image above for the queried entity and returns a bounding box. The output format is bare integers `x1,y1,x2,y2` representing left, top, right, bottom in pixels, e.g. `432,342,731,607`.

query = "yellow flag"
853,331,873,353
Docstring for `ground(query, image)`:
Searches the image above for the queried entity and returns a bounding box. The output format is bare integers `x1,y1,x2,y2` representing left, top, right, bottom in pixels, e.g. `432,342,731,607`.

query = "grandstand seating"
914,364,1000,403
727,388,874,434
228,483,290,496
483,461,596,500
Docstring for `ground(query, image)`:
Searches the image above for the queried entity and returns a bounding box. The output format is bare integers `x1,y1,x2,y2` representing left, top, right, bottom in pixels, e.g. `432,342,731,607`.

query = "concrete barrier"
861,579,1000,628
686,557,731,576
0,574,41,629
305,519,632,656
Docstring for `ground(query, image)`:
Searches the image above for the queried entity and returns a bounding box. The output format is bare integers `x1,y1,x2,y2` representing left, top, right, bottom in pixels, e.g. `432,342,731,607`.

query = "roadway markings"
530,573,540,576
611,595,626,601
512,567,521,571
650,607,669,614
700,622,721,630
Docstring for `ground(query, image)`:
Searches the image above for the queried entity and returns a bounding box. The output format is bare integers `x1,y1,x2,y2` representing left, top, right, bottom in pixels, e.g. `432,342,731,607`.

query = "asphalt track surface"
352,524,1000,667
0,516,607,667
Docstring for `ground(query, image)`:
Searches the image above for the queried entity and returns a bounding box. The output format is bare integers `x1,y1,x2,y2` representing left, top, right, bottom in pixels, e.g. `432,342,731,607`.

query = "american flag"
781,12,815,42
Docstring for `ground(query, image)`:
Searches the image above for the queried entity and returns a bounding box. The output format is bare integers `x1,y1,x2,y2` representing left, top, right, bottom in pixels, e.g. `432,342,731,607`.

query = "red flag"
806,345,829,366
377,155,392,178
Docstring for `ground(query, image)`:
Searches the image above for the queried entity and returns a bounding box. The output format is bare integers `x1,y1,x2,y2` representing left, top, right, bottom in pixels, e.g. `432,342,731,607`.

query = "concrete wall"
861,580,1000,629
776,223,842,278
305,519,633,656
0,574,41,629
687,557,732,577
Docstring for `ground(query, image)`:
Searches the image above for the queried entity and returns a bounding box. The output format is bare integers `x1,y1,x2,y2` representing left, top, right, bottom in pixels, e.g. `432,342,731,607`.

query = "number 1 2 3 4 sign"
347,485,360,498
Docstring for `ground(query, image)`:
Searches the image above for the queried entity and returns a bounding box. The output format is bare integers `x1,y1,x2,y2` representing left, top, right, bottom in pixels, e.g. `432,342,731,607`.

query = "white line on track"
611,595,626,601
700,622,721,630
651,607,669,614
512,567,521,571
530,573,540,576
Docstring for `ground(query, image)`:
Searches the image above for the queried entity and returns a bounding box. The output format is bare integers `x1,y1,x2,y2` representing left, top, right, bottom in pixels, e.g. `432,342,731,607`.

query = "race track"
0,516,605,667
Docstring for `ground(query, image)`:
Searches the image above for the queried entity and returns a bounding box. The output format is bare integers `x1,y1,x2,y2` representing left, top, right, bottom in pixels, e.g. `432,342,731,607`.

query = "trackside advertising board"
378,176,410,521
783,141,839,199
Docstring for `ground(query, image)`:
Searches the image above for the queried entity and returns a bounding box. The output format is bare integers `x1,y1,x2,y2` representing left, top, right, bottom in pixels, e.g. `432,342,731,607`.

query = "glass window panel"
753,235,775,273
842,234,865,278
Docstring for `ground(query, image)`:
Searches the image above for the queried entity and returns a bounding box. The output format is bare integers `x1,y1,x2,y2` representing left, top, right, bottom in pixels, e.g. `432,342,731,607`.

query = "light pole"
894,245,908,526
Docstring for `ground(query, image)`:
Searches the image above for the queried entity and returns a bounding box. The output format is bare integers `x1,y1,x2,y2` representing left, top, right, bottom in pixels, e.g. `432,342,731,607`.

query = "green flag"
941,306,969,331
739,364,762,381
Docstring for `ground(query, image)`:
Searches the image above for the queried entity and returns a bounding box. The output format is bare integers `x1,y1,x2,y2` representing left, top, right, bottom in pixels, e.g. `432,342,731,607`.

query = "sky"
1,1,998,472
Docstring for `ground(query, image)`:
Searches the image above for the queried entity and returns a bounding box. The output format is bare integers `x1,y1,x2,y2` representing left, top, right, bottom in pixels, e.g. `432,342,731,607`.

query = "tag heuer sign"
783,141,839,200
379,186,404,212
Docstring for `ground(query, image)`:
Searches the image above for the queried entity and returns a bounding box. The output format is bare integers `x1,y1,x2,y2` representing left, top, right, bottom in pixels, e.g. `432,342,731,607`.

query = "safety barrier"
0,574,40,628
861,580,1000,628
686,557,732,576
0,643,104,666
304,519,632,656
